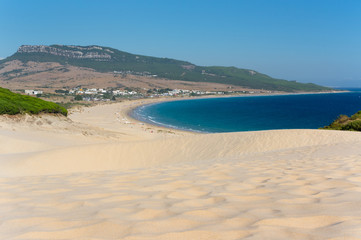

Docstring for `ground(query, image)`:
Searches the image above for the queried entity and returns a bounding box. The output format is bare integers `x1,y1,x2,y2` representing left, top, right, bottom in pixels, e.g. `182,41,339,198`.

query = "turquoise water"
131,91,361,133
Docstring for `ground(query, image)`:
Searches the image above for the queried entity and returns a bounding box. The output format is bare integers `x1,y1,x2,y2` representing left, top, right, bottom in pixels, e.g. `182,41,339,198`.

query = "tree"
74,95,83,101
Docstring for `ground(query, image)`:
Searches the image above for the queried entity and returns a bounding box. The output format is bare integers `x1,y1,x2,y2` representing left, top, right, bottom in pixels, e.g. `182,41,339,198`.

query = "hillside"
0,87,67,116
321,111,361,131
0,45,331,92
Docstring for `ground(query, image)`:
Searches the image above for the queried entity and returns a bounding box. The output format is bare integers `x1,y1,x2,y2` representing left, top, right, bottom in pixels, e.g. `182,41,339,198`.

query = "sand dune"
1,101,361,239
2,129,361,177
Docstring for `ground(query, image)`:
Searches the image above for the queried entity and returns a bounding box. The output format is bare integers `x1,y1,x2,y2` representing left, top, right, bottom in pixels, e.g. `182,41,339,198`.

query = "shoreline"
121,98,196,136
124,90,350,133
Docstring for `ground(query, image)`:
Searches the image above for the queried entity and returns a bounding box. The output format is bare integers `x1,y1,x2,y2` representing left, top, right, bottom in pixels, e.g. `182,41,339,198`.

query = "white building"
25,90,43,95
25,90,34,95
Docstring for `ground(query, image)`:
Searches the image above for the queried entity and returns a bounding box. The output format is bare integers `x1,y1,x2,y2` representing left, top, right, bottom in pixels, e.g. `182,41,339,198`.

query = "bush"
335,115,350,124
0,87,68,116
55,89,69,94
350,111,361,120
342,120,361,131
74,95,83,101
322,110,361,131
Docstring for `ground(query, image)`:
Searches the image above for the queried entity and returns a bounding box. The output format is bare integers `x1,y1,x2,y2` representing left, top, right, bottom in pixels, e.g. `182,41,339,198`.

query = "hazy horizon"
1,0,360,88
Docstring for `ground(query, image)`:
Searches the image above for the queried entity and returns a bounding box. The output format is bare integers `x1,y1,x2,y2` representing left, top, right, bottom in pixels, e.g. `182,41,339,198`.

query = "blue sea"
131,90,361,133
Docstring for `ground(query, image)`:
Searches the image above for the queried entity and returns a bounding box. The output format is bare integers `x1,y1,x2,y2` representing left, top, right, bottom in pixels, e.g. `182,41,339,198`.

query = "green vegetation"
55,89,69,94
0,87,67,116
102,92,113,99
0,44,332,92
74,95,83,101
56,101,91,110
321,111,361,131
147,88,173,94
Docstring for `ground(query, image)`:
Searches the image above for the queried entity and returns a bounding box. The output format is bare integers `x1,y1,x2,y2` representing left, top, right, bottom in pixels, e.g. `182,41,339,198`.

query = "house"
25,90,43,95
25,90,34,95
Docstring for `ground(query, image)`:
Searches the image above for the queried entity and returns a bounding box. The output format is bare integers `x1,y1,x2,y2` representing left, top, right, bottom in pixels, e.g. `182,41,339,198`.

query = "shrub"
74,95,83,101
335,115,350,124
0,87,68,116
350,111,361,120
322,110,361,132
342,120,361,131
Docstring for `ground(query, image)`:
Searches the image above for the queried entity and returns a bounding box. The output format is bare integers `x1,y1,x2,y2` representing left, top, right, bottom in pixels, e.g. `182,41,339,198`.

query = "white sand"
1,100,361,239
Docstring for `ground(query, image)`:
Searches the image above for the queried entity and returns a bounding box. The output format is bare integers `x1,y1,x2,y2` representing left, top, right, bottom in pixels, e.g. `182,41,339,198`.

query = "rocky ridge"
18,45,111,61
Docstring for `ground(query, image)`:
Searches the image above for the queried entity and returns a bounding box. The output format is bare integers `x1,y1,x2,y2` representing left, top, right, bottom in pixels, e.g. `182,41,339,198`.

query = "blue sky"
1,0,360,87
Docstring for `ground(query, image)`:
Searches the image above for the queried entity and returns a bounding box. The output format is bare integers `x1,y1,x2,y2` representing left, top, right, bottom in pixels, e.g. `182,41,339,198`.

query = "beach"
1,99,361,239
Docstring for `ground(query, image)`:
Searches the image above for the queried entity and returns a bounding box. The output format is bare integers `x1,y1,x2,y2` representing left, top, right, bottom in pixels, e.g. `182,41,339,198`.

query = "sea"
131,89,361,133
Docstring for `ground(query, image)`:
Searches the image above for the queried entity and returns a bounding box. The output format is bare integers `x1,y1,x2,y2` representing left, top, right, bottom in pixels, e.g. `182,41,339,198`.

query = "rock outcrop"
18,45,111,61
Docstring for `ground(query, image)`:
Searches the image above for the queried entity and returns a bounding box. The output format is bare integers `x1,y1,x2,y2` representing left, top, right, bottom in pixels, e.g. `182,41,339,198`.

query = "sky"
0,0,361,87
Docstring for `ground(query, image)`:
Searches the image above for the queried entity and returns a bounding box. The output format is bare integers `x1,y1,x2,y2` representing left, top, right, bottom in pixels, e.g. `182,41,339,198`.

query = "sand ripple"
1,143,361,239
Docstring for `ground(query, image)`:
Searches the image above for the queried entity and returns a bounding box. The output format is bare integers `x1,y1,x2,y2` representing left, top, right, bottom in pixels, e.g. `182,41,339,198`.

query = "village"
24,86,271,102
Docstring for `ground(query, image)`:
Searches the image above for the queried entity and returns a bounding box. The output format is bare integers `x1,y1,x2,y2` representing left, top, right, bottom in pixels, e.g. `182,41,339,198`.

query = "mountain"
0,45,331,92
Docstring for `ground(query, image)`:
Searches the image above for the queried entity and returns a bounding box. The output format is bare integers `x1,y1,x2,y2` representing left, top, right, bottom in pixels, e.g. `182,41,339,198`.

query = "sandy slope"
1,101,361,239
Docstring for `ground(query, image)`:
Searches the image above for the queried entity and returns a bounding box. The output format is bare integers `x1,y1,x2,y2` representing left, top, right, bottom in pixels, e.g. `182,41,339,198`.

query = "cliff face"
17,45,112,61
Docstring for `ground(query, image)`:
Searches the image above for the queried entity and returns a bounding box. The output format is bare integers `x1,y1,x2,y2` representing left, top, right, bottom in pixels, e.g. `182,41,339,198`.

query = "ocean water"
131,91,361,133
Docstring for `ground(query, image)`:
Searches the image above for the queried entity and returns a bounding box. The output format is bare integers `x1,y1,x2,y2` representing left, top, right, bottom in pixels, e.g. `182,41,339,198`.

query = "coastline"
124,98,196,135
125,90,350,133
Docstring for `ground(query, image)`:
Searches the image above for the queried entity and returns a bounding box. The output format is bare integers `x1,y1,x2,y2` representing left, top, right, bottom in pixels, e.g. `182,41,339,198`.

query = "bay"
131,92,361,133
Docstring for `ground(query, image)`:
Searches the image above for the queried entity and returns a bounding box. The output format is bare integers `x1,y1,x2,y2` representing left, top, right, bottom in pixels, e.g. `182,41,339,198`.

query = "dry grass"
0,60,257,93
